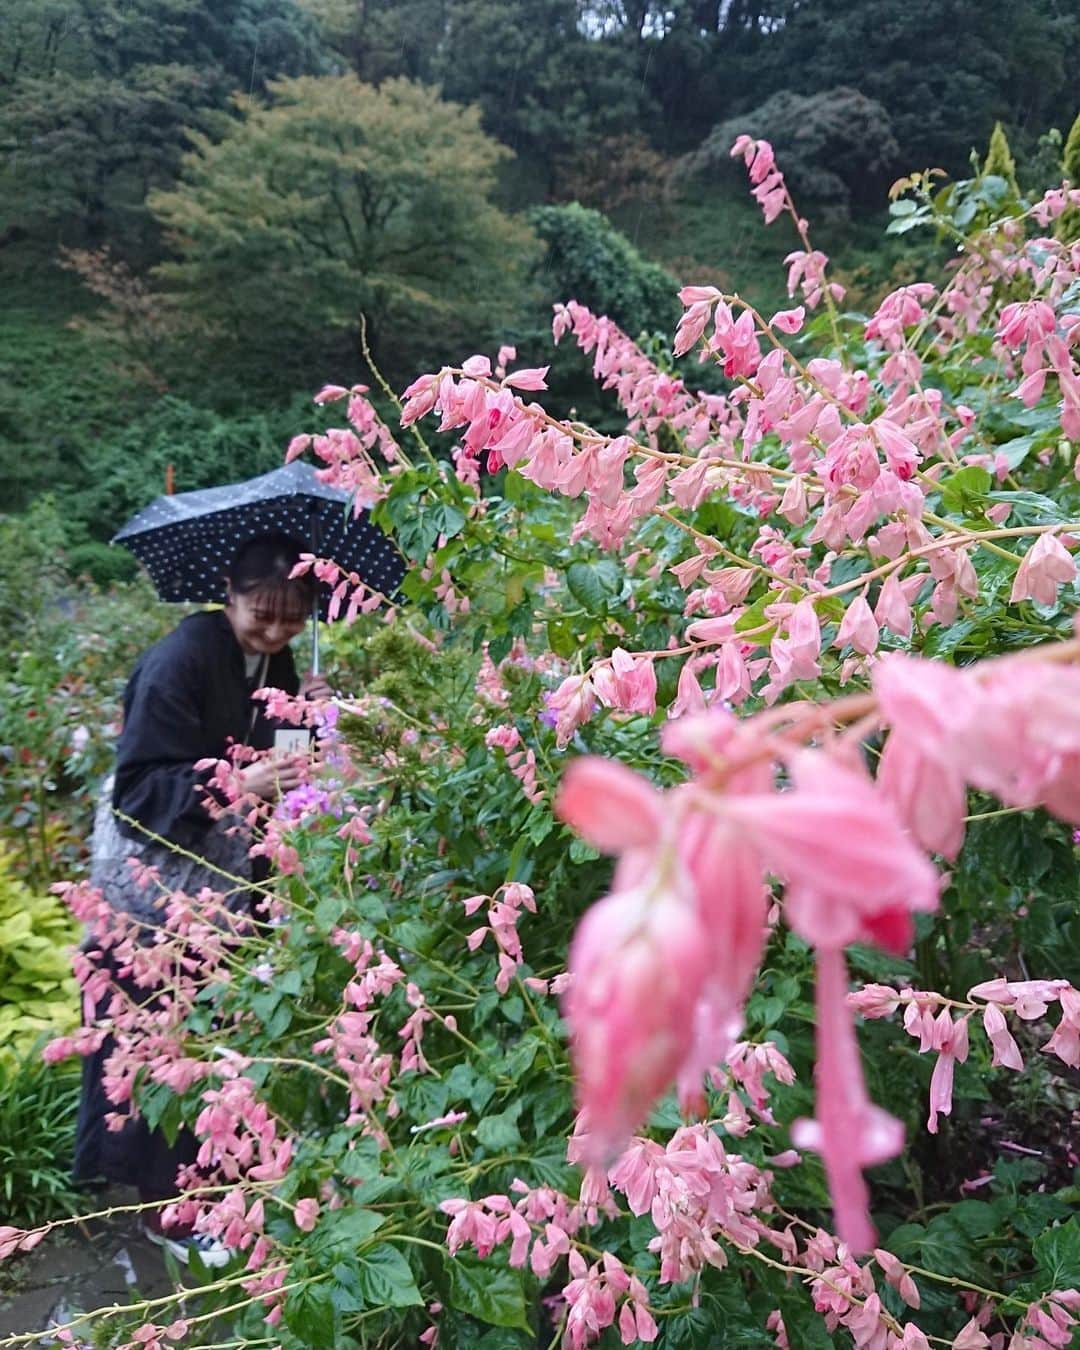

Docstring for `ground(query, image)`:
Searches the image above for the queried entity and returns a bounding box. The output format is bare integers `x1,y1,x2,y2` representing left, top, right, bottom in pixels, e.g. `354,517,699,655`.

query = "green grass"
0,244,155,514
0,1046,82,1227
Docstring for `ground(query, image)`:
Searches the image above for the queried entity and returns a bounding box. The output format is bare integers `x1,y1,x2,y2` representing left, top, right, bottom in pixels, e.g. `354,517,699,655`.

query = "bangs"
246,580,311,624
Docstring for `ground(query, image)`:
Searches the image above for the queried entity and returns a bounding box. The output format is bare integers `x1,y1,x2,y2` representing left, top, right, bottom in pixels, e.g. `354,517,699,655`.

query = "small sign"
273,729,311,758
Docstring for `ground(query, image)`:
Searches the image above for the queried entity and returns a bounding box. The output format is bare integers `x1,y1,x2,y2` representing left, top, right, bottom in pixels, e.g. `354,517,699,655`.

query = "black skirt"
72,954,197,1199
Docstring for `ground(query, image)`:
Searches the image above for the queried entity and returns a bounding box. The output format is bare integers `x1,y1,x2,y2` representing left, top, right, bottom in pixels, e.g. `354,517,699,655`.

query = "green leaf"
284,1282,336,1345
565,560,622,614
568,837,600,863
340,1137,383,1181
546,618,578,659
940,465,992,516
434,503,467,538
986,489,1069,523
994,433,1037,470
446,1252,531,1330
311,1208,386,1255
1034,1218,1080,1290
474,1100,524,1151
355,1243,424,1308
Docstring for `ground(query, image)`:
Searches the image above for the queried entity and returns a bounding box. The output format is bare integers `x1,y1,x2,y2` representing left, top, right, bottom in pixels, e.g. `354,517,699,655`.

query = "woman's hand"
299,670,332,700
240,754,308,800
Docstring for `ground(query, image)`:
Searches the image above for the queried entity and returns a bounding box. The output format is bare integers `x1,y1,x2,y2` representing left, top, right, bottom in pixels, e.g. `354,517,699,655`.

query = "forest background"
2,0,1079,582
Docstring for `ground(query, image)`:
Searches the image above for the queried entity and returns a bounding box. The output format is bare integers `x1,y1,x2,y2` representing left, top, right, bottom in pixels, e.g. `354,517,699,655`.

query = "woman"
74,532,329,1266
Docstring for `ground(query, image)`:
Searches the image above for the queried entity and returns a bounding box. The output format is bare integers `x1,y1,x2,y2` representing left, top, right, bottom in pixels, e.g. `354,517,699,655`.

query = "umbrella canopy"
114,461,404,612
113,461,405,672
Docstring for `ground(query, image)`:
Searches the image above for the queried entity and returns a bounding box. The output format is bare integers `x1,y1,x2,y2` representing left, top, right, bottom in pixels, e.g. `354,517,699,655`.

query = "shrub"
12,136,1080,1348
0,1048,81,1227
0,846,78,1059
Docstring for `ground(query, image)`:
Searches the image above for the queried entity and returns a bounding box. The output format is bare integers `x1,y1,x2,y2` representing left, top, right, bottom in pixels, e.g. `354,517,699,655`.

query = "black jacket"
112,610,299,847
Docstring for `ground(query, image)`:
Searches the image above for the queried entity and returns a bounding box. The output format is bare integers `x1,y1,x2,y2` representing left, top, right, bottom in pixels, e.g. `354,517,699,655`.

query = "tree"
1057,110,1080,245
682,86,899,219
147,76,536,387
982,121,1019,200
738,0,1078,177
0,0,326,248
529,203,679,337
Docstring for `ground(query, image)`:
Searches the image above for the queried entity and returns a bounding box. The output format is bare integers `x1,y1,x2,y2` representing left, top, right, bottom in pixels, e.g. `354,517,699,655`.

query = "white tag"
273,729,311,758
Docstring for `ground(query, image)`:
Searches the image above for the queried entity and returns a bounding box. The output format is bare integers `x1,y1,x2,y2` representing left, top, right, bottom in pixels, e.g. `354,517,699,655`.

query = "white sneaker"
143,1225,233,1269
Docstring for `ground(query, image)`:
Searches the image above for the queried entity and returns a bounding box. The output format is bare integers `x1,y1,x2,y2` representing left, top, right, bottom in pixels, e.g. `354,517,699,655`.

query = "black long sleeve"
112,611,298,848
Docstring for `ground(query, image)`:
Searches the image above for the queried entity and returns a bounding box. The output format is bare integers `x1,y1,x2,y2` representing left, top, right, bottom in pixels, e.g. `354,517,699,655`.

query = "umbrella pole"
309,509,322,677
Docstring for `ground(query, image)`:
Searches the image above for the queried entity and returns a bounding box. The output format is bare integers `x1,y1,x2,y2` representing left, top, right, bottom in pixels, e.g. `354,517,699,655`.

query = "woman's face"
225,587,307,656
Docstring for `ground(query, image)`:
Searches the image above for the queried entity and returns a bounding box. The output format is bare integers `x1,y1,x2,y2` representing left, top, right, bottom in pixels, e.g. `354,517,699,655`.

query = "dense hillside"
1,0,1076,571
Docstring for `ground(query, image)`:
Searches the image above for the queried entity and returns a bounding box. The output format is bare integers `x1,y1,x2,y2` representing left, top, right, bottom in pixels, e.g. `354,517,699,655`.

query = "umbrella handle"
309,510,322,677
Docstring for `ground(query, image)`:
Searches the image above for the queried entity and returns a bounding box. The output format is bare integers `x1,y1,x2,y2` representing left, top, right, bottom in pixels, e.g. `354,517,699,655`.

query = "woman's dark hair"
226,532,316,622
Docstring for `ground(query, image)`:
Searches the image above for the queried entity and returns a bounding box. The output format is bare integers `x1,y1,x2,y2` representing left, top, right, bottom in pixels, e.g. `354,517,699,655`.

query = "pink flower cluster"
312,928,403,1123
440,1183,659,1347
462,881,537,993
485,723,544,803
873,649,1080,862
850,976,1080,1133
290,381,402,506
556,701,941,1251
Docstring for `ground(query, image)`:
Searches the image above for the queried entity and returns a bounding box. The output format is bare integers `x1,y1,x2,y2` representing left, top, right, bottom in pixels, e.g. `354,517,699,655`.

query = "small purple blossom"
277,783,342,822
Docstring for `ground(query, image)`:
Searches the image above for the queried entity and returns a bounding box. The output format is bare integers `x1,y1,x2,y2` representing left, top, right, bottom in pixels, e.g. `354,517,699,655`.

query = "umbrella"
113,461,405,674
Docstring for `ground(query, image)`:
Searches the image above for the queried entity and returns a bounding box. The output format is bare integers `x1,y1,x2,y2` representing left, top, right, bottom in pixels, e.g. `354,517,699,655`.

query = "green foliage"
983,121,1020,200
0,514,174,887
0,0,327,246
0,846,78,1057
741,0,1079,177
0,1048,81,1226
1057,109,1080,244
684,85,900,218
529,203,680,338
148,75,537,386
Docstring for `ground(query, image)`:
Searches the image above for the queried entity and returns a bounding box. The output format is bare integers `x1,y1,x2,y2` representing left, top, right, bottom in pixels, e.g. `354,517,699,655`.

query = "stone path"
0,1188,175,1343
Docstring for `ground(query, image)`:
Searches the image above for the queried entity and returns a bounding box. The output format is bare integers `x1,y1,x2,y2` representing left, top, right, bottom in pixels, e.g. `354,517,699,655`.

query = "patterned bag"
89,775,254,932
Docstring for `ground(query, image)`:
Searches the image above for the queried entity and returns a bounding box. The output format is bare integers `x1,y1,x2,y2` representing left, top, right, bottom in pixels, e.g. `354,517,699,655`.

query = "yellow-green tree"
149,76,536,381
982,120,1019,199
1057,110,1080,244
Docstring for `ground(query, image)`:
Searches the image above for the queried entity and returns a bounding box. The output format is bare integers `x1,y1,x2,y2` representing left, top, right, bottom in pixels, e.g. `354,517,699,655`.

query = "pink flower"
950,1318,991,1349
557,758,664,855
593,648,658,715
723,754,939,952
293,1198,320,1232
1043,985,1080,1068
792,948,904,1253
873,572,913,638
769,598,822,686
285,433,312,463
926,1011,969,1134
546,674,597,748
873,655,973,860
503,365,549,390
557,763,712,1160
770,306,805,334
834,594,880,656
1010,532,1077,606
982,1002,1024,1070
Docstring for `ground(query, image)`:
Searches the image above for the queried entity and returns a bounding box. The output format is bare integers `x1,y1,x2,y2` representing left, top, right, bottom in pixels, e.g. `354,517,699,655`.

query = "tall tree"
0,0,326,248
147,75,536,387
739,0,1077,176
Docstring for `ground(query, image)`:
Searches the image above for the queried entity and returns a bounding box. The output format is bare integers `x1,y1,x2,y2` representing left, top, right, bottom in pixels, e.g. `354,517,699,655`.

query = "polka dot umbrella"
112,461,405,674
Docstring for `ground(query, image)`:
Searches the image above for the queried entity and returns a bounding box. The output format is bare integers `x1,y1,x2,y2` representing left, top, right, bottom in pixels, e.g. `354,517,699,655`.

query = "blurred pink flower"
1010,532,1077,606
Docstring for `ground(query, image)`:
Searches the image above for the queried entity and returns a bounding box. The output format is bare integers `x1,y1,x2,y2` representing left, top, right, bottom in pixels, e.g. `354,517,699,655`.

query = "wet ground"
0,1187,175,1343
